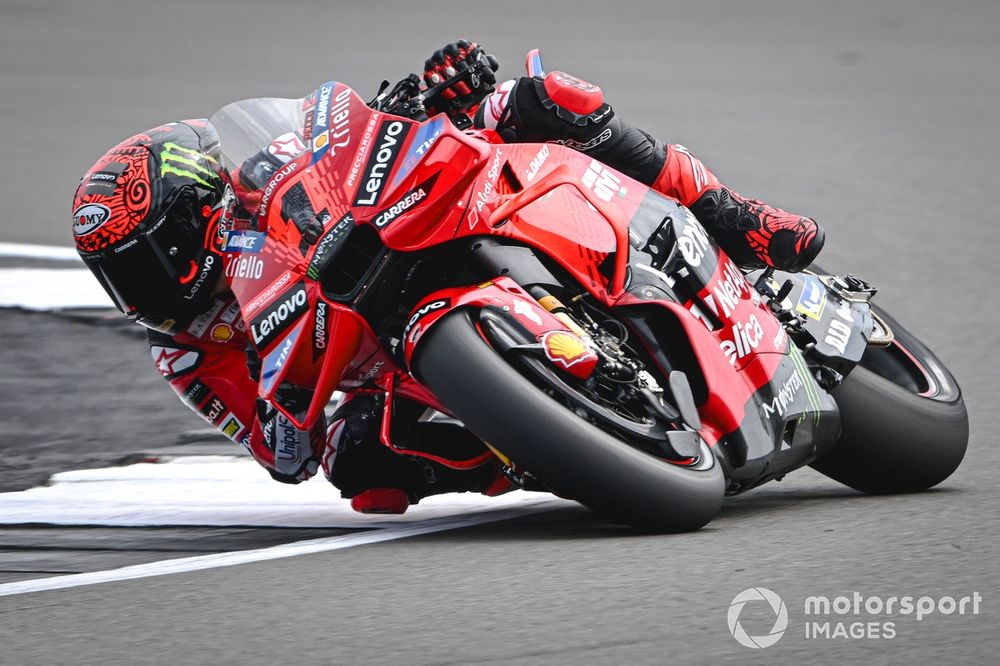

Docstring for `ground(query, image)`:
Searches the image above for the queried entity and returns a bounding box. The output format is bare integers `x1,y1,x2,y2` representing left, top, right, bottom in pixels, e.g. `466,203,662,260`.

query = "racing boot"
324,395,510,515
476,72,824,272
651,144,825,272
686,186,825,272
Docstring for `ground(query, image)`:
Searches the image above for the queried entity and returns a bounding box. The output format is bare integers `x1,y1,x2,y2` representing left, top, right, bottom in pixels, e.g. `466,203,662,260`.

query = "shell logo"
541,330,598,371
210,323,234,343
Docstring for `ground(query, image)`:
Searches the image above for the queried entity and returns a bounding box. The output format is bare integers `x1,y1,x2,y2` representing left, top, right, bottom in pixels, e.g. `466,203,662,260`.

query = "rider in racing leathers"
71,41,824,514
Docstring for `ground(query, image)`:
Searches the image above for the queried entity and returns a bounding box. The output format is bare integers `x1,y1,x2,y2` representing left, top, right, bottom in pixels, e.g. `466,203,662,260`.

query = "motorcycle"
207,51,968,531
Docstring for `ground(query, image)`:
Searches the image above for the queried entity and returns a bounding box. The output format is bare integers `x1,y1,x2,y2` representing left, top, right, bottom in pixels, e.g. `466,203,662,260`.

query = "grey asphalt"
1,0,999,663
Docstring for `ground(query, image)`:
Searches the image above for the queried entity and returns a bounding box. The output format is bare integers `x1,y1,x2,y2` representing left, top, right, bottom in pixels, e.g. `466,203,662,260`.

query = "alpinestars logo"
150,345,202,379
581,159,626,202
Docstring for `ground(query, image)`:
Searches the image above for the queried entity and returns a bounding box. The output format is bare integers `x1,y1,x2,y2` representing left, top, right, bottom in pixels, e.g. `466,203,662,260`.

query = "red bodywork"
223,83,788,451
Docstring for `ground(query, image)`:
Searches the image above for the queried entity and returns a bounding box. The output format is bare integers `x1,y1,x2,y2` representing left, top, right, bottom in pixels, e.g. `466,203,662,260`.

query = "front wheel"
414,311,725,532
810,307,969,493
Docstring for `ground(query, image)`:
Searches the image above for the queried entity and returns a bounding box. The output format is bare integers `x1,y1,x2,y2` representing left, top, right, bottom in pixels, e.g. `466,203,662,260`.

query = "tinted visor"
82,190,207,333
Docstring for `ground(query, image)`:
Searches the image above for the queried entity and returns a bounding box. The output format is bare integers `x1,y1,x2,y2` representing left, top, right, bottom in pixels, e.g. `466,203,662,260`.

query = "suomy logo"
72,203,111,236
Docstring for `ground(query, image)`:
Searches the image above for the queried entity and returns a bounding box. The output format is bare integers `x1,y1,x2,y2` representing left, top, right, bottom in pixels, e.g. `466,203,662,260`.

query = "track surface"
1,0,998,663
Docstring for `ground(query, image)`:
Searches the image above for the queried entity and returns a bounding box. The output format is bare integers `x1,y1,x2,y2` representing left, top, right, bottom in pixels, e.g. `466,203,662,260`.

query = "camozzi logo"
728,587,788,649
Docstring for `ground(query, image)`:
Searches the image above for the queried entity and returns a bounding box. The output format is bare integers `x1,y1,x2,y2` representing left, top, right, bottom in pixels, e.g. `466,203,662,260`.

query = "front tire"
810,308,969,493
414,311,725,532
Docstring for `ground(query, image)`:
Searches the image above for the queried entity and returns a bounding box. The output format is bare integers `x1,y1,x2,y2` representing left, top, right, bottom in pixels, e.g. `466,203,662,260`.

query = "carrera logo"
372,175,437,228
354,120,406,206
312,301,328,361
249,284,308,349
72,203,111,236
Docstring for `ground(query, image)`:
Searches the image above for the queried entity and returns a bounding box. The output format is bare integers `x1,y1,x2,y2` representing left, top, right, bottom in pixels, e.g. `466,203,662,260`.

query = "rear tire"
810,308,969,493
414,311,725,532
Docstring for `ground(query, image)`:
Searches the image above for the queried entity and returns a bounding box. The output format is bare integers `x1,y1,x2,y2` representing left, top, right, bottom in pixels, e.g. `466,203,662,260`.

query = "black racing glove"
422,40,499,115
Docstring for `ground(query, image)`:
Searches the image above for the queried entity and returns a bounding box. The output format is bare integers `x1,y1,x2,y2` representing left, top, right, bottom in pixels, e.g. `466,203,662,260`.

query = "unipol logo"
72,203,111,236
728,587,789,649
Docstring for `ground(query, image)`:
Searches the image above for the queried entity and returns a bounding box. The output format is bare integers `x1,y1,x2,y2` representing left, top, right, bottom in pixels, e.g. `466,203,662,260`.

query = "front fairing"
208,84,390,427
207,82,494,427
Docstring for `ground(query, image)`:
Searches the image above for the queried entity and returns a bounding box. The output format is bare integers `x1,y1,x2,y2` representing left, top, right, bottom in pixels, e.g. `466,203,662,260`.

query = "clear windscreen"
207,97,307,172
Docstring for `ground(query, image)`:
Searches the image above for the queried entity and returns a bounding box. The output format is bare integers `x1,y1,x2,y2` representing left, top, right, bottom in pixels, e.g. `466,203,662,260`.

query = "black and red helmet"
72,120,228,334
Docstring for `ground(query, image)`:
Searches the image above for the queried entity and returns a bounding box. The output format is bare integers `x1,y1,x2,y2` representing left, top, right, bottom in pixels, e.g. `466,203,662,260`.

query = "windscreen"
207,97,306,173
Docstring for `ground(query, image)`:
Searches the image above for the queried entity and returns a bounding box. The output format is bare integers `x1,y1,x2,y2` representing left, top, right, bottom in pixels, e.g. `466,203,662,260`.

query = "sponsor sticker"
221,414,244,439
222,230,266,254
249,283,309,350
261,323,303,394
72,203,111,236
796,278,827,320
210,323,234,343
371,174,437,228
541,330,598,370
150,345,202,379
353,119,408,206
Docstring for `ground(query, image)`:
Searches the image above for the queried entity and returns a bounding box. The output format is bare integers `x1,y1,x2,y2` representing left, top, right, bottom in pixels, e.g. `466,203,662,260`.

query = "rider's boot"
324,396,511,515
477,73,824,272
651,145,825,272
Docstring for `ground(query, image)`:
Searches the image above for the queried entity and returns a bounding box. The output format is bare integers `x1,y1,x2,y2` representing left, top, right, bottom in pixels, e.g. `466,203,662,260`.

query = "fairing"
208,79,865,491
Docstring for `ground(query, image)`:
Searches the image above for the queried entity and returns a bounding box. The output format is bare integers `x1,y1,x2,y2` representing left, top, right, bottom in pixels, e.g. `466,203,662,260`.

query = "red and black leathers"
474,73,825,272
145,295,326,484
146,293,506,505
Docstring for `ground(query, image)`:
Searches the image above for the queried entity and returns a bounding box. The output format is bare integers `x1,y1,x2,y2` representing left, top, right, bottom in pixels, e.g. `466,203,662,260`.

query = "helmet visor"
81,191,209,333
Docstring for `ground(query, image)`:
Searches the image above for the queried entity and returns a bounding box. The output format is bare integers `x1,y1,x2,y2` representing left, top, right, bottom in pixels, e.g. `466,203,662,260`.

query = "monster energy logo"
159,142,219,188
788,344,823,425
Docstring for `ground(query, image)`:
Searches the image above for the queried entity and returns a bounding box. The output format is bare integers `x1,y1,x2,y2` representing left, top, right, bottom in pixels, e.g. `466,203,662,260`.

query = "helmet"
72,120,228,334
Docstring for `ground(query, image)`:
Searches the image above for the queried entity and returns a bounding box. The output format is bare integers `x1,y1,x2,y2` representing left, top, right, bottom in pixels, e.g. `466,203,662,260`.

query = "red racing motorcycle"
208,53,968,531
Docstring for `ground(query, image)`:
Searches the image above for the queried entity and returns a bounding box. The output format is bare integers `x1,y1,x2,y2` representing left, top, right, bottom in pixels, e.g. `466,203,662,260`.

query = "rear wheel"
810,307,969,493
414,310,725,532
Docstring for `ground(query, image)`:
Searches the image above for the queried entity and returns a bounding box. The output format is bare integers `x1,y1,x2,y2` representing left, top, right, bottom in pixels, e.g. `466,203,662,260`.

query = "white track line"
0,268,113,310
0,499,561,597
0,242,81,261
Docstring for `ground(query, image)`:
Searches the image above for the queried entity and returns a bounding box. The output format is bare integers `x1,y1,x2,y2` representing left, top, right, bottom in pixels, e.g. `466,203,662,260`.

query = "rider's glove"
422,40,499,115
